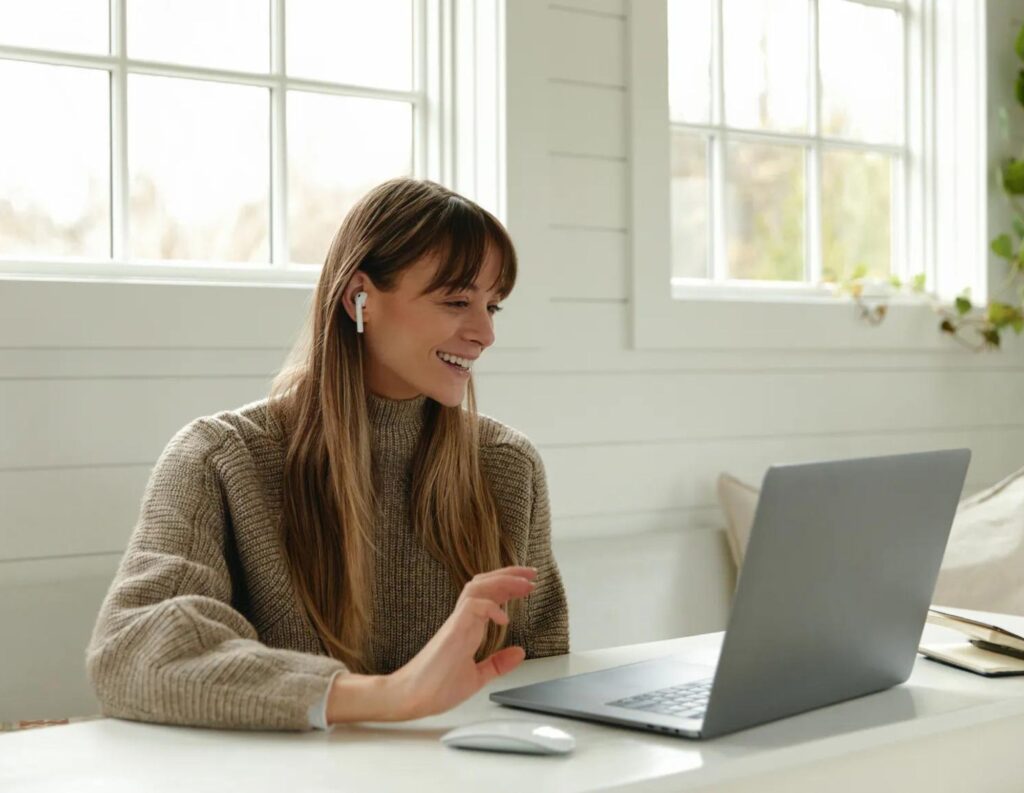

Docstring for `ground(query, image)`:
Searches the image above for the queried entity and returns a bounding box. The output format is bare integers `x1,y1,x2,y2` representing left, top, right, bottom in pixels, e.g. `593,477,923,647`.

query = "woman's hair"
268,178,519,674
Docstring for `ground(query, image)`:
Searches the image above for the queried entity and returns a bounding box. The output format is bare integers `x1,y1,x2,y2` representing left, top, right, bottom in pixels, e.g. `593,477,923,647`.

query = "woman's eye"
446,301,502,315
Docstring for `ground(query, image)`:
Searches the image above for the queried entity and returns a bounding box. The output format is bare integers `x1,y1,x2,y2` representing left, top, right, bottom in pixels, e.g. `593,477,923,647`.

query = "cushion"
716,465,1024,615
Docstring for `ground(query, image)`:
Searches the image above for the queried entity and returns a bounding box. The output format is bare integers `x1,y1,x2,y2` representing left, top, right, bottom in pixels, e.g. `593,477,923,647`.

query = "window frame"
0,0,442,285
629,0,989,351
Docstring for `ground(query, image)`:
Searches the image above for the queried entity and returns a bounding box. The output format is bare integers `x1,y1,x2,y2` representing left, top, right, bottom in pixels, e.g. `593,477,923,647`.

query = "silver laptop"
491,449,971,739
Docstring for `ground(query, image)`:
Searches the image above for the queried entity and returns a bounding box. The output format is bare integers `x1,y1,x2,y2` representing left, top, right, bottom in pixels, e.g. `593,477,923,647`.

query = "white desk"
3,621,1024,793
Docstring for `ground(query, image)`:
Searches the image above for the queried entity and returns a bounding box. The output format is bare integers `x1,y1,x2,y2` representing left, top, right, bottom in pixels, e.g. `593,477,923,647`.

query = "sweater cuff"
307,669,345,730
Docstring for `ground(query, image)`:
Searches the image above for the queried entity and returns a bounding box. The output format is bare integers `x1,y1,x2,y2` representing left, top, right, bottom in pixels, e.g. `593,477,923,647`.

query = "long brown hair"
268,178,519,673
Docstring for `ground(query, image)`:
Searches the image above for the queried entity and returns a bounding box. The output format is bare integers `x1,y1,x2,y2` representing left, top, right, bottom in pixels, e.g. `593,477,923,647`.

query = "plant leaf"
988,301,1023,328
888,275,902,288
982,329,1002,348
912,273,927,292
940,319,956,334
1004,159,1024,194
955,295,973,315
992,233,1014,260
849,264,868,281
1017,23,1024,60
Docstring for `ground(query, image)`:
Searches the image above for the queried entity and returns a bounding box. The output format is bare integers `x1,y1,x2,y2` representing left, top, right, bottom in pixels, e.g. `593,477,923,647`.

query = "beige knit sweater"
85,392,569,731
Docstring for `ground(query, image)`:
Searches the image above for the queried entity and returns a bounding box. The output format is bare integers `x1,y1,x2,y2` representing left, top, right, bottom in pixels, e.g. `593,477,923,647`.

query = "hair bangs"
421,199,517,301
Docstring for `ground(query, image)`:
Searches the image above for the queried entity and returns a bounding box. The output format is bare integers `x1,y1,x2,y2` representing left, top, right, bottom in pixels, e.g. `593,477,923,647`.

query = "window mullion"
807,0,822,284
270,0,287,268
110,0,128,261
710,0,726,281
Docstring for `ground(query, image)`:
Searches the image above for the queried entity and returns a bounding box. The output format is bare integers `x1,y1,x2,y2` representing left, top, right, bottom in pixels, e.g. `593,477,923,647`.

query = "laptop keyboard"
606,677,713,720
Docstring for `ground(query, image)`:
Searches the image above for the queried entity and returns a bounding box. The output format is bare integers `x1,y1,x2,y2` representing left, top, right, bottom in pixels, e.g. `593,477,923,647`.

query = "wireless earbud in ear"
354,291,367,334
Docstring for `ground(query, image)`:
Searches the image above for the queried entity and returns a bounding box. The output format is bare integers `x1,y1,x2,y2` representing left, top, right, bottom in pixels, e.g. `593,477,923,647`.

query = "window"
0,0,434,281
667,0,908,291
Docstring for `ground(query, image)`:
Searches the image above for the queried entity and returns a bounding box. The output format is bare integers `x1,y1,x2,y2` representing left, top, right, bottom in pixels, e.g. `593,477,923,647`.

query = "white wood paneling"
549,0,625,17
547,81,627,158
555,528,735,652
547,6,626,87
475,369,1024,446
548,156,629,229
0,378,273,469
0,553,117,721
547,227,629,300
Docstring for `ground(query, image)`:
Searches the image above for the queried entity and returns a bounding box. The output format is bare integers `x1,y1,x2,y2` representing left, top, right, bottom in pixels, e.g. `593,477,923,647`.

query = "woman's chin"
426,384,468,408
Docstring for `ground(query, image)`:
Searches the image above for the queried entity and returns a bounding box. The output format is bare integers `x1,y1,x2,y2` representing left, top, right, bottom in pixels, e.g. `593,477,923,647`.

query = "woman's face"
343,248,503,407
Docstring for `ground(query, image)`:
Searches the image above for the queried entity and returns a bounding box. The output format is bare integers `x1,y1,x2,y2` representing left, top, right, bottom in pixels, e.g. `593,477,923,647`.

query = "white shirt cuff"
308,670,345,730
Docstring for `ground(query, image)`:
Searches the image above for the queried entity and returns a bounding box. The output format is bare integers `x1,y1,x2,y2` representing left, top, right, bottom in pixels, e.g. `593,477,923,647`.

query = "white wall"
3,0,1024,722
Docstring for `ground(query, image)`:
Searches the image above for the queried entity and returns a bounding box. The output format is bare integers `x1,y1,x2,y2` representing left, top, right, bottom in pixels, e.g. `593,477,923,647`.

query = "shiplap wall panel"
547,228,628,300
0,280,310,349
555,527,734,652
548,156,629,229
0,348,286,379
549,0,625,17
0,378,273,469
0,554,117,721
547,82,627,158
474,369,1024,446
1,466,150,561
547,7,625,87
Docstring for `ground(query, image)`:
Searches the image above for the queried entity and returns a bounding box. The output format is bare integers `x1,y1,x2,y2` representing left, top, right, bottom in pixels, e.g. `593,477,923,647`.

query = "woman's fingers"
460,574,536,606
476,646,526,685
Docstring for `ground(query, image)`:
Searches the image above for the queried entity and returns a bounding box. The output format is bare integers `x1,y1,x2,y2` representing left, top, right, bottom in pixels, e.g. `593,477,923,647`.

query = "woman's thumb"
476,645,526,684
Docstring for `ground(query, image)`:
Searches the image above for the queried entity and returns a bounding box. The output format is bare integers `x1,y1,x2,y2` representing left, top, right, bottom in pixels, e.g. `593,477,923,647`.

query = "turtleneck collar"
366,390,429,437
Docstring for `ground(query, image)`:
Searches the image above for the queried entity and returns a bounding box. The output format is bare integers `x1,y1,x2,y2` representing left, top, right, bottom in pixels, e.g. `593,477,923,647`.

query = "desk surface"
4,620,1024,793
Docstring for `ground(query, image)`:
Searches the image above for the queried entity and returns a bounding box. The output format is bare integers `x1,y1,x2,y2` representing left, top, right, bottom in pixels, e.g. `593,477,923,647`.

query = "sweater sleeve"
521,443,570,658
85,420,348,731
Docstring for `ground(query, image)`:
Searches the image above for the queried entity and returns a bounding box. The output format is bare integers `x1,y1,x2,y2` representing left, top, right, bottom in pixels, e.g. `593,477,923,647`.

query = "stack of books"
919,606,1024,676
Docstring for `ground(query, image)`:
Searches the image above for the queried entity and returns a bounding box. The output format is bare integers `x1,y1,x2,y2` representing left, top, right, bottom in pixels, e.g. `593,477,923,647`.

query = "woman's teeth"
437,351,472,371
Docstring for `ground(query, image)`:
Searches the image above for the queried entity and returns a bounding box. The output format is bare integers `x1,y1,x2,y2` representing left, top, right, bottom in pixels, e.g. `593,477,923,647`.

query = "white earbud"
354,291,367,334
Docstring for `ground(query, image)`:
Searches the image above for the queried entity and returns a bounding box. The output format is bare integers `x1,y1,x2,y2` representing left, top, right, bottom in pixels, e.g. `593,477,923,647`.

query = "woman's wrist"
325,672,408,724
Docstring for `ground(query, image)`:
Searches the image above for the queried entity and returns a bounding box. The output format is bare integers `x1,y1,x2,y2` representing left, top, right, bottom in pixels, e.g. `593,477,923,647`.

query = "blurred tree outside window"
667,0,904,286
0,0,419,269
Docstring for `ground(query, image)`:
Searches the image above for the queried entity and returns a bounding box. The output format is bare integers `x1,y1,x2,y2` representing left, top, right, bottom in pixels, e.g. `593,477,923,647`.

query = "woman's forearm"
325,672,409,724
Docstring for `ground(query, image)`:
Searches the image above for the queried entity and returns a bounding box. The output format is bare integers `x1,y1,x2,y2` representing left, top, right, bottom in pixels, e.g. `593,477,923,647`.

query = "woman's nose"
466,307,495,350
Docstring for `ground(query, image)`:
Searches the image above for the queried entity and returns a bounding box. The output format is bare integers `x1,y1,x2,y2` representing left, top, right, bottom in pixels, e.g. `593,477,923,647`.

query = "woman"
85,178,569,731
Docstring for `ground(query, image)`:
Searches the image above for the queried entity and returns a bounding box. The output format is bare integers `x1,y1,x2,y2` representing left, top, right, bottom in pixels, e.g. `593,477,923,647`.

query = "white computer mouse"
440,718,576,755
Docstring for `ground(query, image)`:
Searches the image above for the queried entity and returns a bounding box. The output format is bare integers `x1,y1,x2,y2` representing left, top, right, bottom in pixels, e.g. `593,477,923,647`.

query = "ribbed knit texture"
85,392,569,731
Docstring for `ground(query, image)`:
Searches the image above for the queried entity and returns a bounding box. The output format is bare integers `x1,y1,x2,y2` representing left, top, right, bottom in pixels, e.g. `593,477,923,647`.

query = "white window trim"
628,0,989,351
0,0,500,287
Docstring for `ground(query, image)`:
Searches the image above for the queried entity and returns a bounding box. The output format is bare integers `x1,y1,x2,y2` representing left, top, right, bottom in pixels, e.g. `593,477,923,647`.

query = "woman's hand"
387,565,538,720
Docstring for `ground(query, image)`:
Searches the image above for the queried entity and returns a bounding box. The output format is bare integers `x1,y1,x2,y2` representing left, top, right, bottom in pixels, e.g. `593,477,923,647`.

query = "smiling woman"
85,178,570,731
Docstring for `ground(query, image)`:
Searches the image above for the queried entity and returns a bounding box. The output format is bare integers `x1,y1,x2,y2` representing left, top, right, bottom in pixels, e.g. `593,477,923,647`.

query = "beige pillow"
716,466,1024,615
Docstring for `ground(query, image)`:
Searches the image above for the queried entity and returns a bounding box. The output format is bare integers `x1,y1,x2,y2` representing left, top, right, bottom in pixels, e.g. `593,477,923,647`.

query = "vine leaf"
992,233,1014,260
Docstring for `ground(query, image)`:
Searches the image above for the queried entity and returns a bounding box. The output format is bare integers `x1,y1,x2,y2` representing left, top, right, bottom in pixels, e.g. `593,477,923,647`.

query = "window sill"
0,258,321,290
673,278,912,304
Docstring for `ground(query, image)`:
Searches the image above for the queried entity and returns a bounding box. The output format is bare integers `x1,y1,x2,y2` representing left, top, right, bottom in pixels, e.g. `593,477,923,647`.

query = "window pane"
820,0,902,144
821,149,892,282
128,75,269,263
127,0,270,73
723,0,808,133
724,141,804,281
670,131,709,279
667,0,711,124
288,92,412,264
0,60,109,258
287,0,413,91
0,0,108,54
